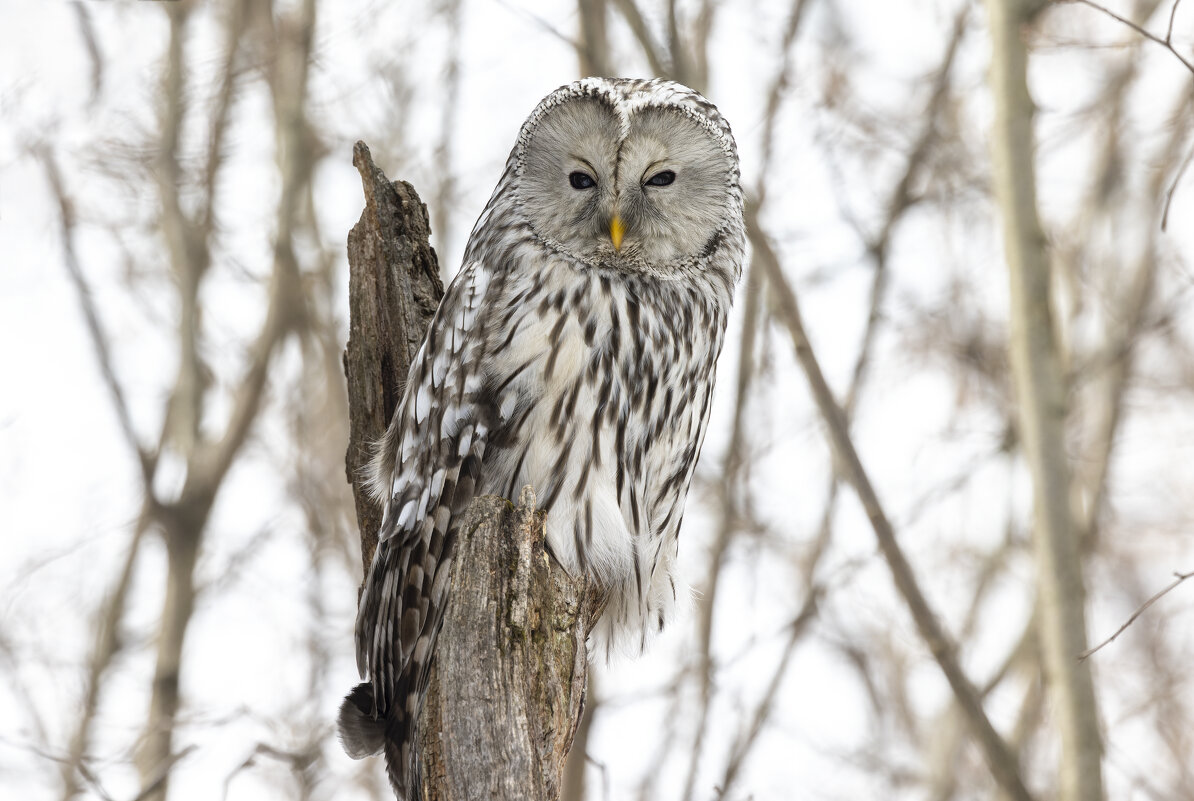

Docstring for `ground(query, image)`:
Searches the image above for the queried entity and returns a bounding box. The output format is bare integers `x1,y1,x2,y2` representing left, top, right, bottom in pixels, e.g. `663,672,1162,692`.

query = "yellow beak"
610,215,625,252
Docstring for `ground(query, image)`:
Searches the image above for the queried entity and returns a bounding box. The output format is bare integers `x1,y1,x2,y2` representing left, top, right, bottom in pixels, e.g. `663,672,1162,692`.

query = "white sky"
2,1,1193,800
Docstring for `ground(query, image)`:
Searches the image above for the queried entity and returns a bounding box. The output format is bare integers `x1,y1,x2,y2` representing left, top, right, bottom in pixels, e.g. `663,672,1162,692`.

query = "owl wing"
347,260,498,767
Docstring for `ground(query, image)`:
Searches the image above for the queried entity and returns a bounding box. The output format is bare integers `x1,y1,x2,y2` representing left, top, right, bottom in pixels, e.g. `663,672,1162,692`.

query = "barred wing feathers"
339,261,495,799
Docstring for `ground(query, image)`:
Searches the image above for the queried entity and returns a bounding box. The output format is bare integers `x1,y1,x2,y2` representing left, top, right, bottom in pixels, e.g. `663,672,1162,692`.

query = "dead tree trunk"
343,141,444,575
343,142,595,801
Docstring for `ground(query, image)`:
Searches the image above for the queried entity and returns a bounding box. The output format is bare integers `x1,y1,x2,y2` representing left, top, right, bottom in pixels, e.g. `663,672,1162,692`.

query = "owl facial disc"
509,78,743,277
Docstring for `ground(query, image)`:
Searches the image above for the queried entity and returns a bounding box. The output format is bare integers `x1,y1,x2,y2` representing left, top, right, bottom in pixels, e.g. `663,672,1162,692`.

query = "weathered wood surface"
342,141,594,800
344,140,445,577
422,489,593,801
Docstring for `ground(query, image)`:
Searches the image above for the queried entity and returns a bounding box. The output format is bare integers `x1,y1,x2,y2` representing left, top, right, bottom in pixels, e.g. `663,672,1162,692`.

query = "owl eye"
569,171,596,190
645,170,676,187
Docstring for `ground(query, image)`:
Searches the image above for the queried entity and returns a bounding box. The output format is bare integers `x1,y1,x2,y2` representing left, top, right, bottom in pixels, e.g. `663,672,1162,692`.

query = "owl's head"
510,78,743,278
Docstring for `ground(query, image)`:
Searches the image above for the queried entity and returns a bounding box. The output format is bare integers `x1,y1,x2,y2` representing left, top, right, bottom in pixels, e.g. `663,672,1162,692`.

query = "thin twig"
199,0,250,240
1067,0,1194,74
1075,62,1190,540
58,518,149,801
37,146,154,486
4,740,113,801
715,589,820,800
494,0,580,51
1162,138,1194,230
1168,0,1185,40
1078,570,1194,661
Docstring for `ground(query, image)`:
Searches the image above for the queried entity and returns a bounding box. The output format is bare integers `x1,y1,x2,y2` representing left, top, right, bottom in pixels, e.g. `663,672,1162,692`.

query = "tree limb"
1079,570,1194,661
754,215,1035,801
609,0,669,77
987,1,1104,798
135,4,318,797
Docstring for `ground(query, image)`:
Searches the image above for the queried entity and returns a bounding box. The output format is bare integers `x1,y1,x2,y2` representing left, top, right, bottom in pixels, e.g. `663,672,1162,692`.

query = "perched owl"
339,77,745,797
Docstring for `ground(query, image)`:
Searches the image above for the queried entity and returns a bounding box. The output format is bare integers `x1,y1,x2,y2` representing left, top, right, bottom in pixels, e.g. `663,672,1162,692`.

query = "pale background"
2,1,1193,800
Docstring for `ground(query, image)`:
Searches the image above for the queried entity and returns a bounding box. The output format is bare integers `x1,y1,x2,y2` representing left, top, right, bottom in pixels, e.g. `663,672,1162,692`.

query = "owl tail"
338,682,384,758
337,681,421,800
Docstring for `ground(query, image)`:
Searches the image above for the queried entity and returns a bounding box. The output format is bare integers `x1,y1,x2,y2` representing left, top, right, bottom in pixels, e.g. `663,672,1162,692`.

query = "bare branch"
577,0,612,76
1064,0,1194,74
199,0,252,240
494,0,580,52
1081,272,1170,530
1162,138,1194,230
431,0,464,267
37,146,153,486
666,0,690,84
59,518,149,801
1169,0,1186,39
691,0,716,92
694,14,970,791
193,0,317,497
756,0,812,203
1073,83,1192,543
754,213,1034,801
715,589,820,800
129,745,197,801
157,0,206,455
1079,570,1194,661
848,4,970,413
192,277,296,495
610,0,669,77
987,1,1103,796
70,1,103,104
221,741,321,801
680,262,762,801
135,3,319,798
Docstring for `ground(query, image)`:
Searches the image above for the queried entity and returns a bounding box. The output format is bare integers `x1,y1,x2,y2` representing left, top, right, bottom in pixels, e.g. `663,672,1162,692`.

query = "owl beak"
609,215,625,252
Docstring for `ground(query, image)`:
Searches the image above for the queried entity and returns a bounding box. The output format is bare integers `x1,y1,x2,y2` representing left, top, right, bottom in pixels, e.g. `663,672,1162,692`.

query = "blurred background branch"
987,2,1102,799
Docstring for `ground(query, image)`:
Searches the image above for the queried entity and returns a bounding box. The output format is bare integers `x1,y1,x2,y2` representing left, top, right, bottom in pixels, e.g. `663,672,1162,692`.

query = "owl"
338,77,745,798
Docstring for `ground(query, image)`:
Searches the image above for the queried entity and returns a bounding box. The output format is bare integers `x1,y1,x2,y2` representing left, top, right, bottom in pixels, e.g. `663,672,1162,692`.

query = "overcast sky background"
2,1,1194,799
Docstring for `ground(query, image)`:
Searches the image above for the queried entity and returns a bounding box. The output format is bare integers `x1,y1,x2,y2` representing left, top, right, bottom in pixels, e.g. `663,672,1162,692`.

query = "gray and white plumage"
338,77,745,798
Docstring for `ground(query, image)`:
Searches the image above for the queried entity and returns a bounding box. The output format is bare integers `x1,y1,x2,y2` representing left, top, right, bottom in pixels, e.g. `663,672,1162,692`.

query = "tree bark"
343,143,595,801
344,141,444,575
421,490,593,801
984,3,1105,800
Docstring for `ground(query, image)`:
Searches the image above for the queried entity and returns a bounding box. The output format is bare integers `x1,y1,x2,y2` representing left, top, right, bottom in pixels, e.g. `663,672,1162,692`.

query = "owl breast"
474,241,729,649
